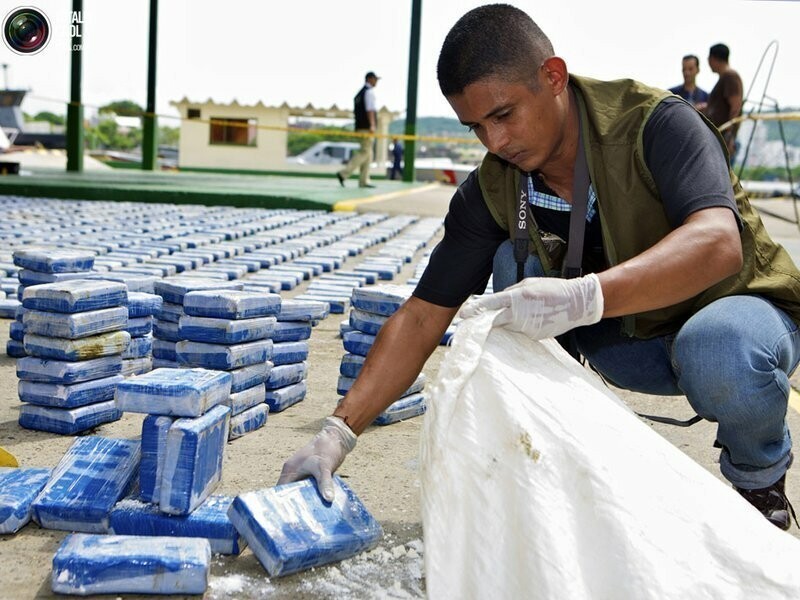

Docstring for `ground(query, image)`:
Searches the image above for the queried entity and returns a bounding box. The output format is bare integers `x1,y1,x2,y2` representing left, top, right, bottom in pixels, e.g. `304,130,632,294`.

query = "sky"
2,0,800,126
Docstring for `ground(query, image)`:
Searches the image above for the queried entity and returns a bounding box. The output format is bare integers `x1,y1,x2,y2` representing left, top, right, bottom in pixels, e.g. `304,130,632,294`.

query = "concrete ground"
2,185,800,598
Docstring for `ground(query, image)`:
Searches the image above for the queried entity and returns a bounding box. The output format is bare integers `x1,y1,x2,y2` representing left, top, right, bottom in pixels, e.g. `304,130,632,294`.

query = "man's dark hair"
709,43,730,62
437,4,554,97
682,54,700,68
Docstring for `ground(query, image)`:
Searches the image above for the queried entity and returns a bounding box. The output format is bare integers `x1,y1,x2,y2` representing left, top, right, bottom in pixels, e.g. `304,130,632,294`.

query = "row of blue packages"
22,306,128,339
22,280,127,313
0,467,52,533
13,248,95,274
176,339,273,371
18,400,123,435
182,289,281,320
116,368,232,417
178,315,276,345
23,330,131,362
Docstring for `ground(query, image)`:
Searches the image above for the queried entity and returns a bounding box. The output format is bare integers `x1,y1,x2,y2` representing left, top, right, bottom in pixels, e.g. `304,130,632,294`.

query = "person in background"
282,4,800,532
703,43,744,159
669,54,709,108
390,138,403,180
337,71,379,189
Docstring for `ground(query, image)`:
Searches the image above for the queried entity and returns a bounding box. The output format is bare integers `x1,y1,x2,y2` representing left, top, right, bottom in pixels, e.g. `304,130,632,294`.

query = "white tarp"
421,312,800,600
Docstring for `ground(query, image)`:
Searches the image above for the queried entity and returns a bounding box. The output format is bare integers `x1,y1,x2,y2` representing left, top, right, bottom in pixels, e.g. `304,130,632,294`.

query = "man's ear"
541,56,569,96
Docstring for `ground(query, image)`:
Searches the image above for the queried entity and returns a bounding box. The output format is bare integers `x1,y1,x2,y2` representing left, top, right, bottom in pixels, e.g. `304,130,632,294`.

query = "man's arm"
599,206,742,317
334,296,459,434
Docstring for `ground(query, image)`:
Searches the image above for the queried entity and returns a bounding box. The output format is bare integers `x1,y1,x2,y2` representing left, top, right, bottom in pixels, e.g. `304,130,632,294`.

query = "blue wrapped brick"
265,362,307,390
154,277,243,305
264,380,306,413
152,338,177,361
109,495,246,555
270,321,312,343
121,335,152,359
31,436,141,532
89,273,157,293
227,477,382,577
338,373,425,397
183,290,281,320
339,353,365,378
16,355,123,384
374,392,426,425
17,269,90,286
178,315,276,344
23,330,130,361
155,301,184,323
349,308,389,336
6,338,26,358
176,339,272,371
230,362,270,393
140,415,175,503
159,404,231,516
115,368,232,417
124,316,153,337
276,298,330,322
152,318,182,342
229,404,268,440
13,247,95,273
126,292,163,318
0,467,52,534
271,341,309,366
51,533,210,596
343,330,376,357
120,357,152,377
9,320,24,341
22,280,127,313
23,306,129,339
18,374,124,408
228,383,266,416
350,284,413,316
18,400,122,435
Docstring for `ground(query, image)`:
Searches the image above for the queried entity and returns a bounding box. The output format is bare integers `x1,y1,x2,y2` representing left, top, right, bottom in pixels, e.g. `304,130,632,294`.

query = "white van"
287,141,361,165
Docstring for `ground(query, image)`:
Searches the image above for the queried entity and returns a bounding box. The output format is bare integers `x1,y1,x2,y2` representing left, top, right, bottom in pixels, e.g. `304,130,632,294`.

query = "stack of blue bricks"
179,289,283,440
340,284,426,425
120,291,162,377
265,299,328,413
15,275,130,434
151,277,244,369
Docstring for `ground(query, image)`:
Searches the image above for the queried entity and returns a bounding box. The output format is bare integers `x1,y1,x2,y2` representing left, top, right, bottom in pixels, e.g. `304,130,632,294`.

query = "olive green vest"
478,74,800,339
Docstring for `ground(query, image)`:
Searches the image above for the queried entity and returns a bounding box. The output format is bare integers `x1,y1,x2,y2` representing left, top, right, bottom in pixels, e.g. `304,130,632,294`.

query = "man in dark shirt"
279,5,800,531
703,43,744,158
669,54,709,108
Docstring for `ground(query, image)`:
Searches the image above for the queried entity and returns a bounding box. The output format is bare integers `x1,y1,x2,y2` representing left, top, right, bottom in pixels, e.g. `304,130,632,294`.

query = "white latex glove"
459,273,604,340
277,416,357,502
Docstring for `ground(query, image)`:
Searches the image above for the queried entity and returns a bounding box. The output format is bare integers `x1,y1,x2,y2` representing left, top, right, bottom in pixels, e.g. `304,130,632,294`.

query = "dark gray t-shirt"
413,97,740,308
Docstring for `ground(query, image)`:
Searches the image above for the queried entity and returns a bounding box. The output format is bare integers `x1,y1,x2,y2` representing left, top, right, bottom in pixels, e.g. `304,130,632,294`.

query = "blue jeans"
493,240,800,489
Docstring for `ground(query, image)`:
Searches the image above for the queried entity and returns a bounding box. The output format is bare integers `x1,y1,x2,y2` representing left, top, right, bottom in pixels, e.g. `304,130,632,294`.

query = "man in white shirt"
337,71,379,188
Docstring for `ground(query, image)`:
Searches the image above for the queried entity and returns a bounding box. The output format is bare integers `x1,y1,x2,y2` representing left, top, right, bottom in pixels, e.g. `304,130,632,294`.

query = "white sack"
421,312,800,600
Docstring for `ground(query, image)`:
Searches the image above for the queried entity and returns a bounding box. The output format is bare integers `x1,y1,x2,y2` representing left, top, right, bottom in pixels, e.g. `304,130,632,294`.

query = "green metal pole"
66,0,83,172
403,0,421,182
142,0,158,170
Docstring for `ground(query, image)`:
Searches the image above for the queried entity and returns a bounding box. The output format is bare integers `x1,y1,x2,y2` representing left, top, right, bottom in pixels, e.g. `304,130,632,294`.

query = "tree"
98,100,144,117
32,111,65,126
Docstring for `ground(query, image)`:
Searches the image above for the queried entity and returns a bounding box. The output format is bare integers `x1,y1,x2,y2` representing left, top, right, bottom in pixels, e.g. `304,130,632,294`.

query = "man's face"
708,55,720,74
446,72,567,173
682,58,699,85
367,75,378,87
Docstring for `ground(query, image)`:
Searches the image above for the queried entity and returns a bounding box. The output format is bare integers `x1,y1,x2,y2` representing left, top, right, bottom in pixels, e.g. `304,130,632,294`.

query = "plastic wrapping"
339,352,366,378
342,330,376,357
152,339,177,361
350,284,413,316
373,392,426,426
19,400,122,435
18,374,124,408
18,270,90,286
121,335,152,359
159,404,231,516
16,355,123,384
178,315,276,344
120,357,152,377
421,313,800,600
23,330,131,361
89,273,157,293
6,338,26,358
22,280,127,313
271,341,309,366
126,292,163,318
140,415,175,503
338,373,425,398
353,264,396,281
270,321,312,343
22,306,129,339
153,277,243,304
227,477,382,577
152,318,182,342
264,380,306,413
51,533,210,596
294,293,345,314
176,339,273,370
264,361,307,390
349,307,389,335
32,436,140,532
229,362,270,393
183,290,281,320
13,248,95,273
276,298,330,322
9,320,24,341
229,404,268,440
155,301,185,323
335,269,376,284
115,367,232,417
124,316,153,337
0,298,21,319
109,495,246,555
228,383,266,416
0,467,52,534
